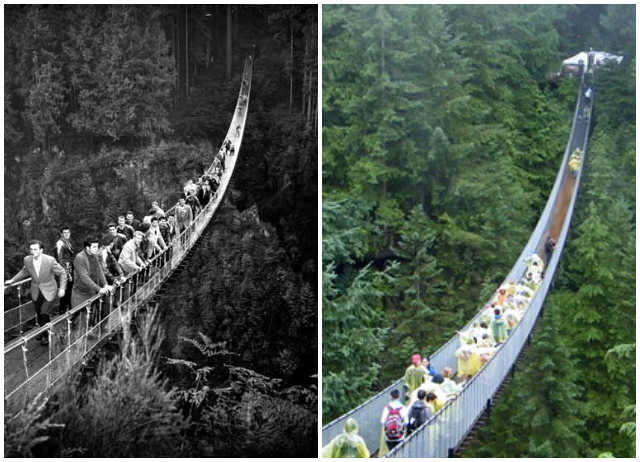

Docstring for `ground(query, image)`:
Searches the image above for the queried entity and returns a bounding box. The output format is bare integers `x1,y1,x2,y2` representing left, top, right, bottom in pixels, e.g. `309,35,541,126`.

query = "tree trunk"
206,34,210,70
289,20,293,114
233,5,238,44
172,16,178,105
226,5,232,81
185,5,189,99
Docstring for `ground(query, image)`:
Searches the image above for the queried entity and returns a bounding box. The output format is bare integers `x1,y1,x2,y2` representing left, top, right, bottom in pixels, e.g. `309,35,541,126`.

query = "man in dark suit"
5,240,67,345
72,236,111,309
54,225,75,313
125,210,141,231
72,236,112,332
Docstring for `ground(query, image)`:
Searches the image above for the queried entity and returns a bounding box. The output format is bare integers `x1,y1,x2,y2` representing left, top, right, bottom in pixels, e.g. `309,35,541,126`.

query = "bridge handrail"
4,51,254,414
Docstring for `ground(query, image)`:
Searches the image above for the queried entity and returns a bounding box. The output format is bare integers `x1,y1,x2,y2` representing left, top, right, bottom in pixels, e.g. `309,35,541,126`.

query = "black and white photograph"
4,4,317,457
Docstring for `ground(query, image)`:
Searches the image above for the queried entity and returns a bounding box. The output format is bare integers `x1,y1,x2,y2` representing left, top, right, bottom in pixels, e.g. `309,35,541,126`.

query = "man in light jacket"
5,240,67,344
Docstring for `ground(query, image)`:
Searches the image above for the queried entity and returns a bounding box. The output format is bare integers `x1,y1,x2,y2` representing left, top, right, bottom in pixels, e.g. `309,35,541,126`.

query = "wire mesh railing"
4,51,255,415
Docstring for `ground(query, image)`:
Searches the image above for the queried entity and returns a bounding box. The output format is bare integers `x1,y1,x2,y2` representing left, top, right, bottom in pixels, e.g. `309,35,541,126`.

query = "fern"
4,394,65,457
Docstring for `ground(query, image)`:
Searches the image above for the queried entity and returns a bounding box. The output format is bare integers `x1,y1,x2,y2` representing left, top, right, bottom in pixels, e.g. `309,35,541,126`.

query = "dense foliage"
322,4,635,457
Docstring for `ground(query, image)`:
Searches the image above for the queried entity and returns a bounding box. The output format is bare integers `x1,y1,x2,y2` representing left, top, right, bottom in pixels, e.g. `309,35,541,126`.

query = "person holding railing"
5,240,68,345
71,236,112,332
118,231,148,298
119,231,147,274
147,216,167,259
98,238,127,310
103,223,127,260
99,238,126,287
137,223,153,278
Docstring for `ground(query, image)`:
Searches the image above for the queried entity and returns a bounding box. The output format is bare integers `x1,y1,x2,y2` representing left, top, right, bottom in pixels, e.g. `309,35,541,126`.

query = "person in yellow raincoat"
455,332,481,377
568,148,583,177
322,418,370,458
505,280,517,297
403,354,428,396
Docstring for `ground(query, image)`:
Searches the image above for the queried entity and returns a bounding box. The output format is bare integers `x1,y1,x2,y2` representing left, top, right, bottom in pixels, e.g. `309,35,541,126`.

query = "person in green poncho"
490,308,508,343
403,354,428,396
321,418,370,458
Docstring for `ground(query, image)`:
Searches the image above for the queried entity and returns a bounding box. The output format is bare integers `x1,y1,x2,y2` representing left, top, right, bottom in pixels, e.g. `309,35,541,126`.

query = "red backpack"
384,405,405,441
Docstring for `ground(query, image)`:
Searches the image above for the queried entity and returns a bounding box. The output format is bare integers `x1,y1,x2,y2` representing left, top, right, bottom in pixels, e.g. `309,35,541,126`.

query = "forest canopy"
322,4,635,458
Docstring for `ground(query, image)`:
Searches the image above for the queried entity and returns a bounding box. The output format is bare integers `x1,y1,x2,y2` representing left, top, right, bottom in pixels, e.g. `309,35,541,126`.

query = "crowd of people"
5,140,235,346
323,246,555,458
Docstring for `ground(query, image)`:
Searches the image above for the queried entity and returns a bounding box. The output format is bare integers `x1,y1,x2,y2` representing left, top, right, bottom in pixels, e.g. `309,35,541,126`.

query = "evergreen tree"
466,304,586,458
553,197,635,455
321,198,393,422
65,5,175,142
381,206,453,383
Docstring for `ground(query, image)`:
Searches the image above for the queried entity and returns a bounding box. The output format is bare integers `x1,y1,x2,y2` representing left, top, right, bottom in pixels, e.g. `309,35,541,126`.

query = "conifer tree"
466,303,586,458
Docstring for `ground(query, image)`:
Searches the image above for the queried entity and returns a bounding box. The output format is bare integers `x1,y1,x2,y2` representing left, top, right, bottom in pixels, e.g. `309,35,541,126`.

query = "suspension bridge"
4,50,255,415
322,59,595,458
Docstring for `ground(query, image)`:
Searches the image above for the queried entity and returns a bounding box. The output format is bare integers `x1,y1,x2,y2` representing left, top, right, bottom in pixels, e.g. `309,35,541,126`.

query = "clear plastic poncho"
322,418,370,458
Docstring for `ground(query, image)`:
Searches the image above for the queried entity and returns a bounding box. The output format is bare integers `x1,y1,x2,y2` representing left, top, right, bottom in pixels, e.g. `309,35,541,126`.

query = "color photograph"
321,4,635,458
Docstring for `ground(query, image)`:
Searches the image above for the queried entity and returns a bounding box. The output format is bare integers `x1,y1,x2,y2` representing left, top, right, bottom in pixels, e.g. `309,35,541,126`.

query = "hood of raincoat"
344,418,359,435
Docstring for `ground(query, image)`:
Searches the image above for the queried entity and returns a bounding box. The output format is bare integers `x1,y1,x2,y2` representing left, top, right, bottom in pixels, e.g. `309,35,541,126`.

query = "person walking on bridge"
5,240,67,345
321,418,370,458
380,389,408,453
54,226,75,314
545,236,556,264
72,236,112,331
174,196,193,235
404,354,429,396
584,86,593,106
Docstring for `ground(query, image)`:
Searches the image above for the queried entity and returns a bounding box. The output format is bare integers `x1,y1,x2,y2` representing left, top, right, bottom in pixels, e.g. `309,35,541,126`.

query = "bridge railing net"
4,52,254,414
323,77,592,455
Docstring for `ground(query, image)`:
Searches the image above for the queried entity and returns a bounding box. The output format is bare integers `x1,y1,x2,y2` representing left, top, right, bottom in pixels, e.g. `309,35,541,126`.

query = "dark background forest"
4,4,318,457
322,4,635,458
